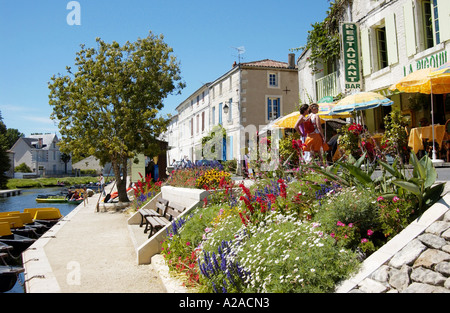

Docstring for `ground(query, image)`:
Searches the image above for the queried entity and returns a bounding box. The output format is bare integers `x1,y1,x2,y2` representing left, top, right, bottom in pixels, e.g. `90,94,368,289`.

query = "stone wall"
336,194,450,293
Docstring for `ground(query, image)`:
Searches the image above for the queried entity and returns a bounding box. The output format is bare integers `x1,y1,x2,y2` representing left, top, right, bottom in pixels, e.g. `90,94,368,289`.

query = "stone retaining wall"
336,194,450,293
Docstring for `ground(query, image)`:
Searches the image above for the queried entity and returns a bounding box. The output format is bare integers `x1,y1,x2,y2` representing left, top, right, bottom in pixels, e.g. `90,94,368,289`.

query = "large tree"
49,32,184,202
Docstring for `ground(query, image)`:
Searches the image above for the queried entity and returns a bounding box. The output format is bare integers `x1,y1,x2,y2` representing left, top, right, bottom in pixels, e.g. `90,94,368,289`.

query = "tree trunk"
112,157,130,203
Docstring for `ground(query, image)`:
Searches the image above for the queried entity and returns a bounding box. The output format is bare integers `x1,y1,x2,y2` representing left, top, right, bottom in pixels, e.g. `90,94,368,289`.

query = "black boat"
1,222,33,256
0,265,24,293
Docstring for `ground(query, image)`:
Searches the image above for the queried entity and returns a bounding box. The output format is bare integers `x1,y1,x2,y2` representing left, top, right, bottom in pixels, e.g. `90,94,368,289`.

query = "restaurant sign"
342,23,362,90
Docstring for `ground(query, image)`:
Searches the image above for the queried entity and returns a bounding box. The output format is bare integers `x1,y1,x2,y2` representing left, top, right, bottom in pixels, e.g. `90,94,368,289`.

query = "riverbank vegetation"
6,176,100,189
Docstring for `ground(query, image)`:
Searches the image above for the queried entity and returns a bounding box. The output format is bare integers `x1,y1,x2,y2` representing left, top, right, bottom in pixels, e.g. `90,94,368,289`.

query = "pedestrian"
98,173,105,196
294,104,310,162
294,104,310,140
303,103,329,165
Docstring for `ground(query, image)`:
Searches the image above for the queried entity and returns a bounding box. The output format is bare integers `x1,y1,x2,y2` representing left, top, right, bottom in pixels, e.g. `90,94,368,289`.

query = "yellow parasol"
428,61,450,87
273,111,302,129
389,64,450,161
274,103,351,129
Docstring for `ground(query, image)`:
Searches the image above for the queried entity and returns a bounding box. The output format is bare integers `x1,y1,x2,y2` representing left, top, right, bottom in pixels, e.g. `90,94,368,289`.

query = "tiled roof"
242,59,294,69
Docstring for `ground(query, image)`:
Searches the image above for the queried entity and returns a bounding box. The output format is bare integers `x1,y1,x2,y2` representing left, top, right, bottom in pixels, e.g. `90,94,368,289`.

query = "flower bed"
132,151,444,293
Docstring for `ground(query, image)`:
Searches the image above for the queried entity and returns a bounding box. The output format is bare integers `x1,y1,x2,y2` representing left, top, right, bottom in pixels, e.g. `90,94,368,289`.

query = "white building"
298,0,450,132
166,56,299,167
11,133,72,176
171,83,211,163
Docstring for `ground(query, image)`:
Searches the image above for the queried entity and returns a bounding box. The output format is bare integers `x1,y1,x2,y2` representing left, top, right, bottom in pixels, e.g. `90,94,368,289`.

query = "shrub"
15,163,32,173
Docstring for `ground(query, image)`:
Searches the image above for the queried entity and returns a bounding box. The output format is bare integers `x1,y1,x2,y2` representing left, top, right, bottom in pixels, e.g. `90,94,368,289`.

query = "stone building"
167,55,299,166
298,0,450,133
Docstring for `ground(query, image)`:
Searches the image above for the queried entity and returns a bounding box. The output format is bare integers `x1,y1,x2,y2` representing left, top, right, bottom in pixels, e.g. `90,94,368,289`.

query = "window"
268,73,278,87
202,112,205,131
267,97,281,121
196,114,199,134
219,103,223,125
197,95,200,105
212,107,216,125
376,26,388,70
420,0,441,49
227,98,233,122
190,118,193,136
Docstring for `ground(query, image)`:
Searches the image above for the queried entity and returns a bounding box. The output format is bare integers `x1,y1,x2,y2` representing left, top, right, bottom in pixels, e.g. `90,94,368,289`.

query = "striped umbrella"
329,92,393,114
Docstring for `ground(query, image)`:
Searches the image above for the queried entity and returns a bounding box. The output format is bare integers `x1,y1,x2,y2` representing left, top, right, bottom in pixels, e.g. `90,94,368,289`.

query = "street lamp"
223,103,229,114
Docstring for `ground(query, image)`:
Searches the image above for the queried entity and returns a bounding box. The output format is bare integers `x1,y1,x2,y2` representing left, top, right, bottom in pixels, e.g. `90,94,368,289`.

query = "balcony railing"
316,72,339,100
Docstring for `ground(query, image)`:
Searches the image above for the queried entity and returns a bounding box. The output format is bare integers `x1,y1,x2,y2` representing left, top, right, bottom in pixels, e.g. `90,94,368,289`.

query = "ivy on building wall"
293,0,353,74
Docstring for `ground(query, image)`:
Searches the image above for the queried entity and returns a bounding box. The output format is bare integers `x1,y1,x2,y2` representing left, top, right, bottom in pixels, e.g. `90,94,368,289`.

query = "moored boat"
24,208,63,228
0,222,35,257
0,265,24,293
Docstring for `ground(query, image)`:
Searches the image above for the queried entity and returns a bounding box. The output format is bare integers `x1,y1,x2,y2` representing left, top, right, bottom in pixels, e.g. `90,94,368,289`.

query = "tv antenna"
231,46,245,64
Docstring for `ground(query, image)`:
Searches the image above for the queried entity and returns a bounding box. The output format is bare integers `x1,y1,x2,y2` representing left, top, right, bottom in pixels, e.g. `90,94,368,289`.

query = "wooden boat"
0,265,24,293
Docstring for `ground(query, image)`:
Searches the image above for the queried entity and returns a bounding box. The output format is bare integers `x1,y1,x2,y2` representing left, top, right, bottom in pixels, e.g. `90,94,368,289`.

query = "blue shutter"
277,98,281,118
267,98,272,120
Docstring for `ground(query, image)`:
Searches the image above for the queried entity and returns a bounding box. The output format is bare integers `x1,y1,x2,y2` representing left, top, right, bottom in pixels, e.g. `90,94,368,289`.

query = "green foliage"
381,109,409,157
391,152,445,211
376,195,418,239
0,117,11,189
48,31,184,201
5,128,24,149
15,162,32,173
7,176,98,189
292,0,353,73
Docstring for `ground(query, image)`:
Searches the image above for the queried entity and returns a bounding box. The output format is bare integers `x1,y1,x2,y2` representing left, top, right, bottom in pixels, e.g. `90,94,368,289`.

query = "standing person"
294,104,310,140
294,104,310,162
303,103,329,165
98,173,105,196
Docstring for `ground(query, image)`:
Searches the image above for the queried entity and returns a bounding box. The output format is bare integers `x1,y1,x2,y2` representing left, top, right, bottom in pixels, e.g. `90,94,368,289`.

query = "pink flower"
377,196,384,202
348,223,353,228
367,229,374,236
361,238,368,243
336,221,346,227
186,242,191,246
393,196,400,203
330,233,335,238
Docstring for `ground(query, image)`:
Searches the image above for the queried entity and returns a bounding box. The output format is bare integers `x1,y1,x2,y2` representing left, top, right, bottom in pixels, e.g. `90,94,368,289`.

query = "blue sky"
0,0,330,137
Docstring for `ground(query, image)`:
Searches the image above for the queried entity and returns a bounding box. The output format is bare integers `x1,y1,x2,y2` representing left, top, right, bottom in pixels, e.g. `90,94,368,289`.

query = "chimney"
288,53,295,69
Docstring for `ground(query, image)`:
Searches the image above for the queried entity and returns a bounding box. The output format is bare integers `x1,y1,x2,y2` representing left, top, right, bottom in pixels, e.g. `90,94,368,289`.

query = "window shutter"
386,13,398,65
267,98,272,120
437,0,450,42
361,27,372,76
403,0,417,57
277,98,281,118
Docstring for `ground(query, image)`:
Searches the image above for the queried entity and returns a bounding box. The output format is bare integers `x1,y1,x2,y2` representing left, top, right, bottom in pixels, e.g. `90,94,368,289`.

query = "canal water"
1,187,78,293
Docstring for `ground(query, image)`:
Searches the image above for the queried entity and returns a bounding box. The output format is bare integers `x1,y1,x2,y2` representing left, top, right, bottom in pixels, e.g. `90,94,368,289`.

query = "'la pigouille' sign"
342,23,362,90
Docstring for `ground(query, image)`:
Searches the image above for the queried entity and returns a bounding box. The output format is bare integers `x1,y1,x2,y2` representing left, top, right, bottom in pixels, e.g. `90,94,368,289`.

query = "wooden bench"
144,202,186,238
138,198,168,228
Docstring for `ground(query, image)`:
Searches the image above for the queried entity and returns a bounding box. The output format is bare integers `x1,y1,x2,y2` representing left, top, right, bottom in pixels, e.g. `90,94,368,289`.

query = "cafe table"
408,125,446,154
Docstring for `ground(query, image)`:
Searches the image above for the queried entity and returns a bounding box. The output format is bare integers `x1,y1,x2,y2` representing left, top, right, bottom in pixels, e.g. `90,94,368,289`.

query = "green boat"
35,195,83,204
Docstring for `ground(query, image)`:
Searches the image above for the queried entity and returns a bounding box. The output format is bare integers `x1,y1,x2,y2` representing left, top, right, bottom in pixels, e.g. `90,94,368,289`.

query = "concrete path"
23,185,166,293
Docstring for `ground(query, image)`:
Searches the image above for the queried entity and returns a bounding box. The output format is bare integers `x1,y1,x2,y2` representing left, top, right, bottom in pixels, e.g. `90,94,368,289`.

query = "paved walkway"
22,185,166,293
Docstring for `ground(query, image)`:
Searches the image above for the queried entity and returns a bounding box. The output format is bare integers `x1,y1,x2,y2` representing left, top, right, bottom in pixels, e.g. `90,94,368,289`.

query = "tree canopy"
49,31,185,202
